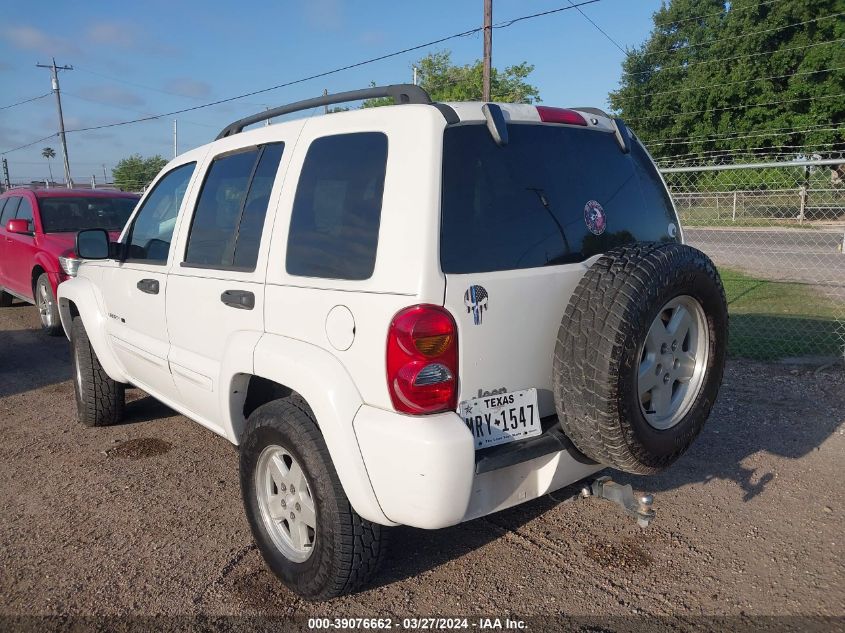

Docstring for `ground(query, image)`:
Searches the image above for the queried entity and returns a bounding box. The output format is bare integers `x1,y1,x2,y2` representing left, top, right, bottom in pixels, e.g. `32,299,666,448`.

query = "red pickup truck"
0,188,139,335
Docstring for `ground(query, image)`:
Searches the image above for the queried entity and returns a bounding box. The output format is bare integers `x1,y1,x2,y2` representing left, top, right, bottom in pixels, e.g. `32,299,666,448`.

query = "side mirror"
6,219,31,234
76,228,110,260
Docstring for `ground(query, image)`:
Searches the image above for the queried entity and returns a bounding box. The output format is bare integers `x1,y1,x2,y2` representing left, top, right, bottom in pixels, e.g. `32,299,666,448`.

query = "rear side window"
184,143,284,269
440,124,677,274
127,162,195,263
38,196,137,233
0,198,20,226
286,132,388,280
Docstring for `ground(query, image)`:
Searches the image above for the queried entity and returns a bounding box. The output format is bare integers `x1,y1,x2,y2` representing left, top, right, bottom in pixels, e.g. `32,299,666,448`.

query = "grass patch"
720,267,844,360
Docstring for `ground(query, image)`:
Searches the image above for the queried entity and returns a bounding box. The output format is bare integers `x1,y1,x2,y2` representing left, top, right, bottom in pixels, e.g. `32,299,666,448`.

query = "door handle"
221,289,255,310
137,279,159,294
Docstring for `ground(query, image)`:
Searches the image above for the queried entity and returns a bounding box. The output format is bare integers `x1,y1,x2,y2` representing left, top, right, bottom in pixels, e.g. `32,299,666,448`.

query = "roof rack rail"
216,83,432,139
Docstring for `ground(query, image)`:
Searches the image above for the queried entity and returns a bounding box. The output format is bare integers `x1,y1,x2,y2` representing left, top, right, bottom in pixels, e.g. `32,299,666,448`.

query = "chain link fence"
659,158,845,362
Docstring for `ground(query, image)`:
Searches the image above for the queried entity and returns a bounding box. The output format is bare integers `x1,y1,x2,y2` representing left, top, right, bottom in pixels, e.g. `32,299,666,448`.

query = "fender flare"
242,333,393,526
57,276,128,384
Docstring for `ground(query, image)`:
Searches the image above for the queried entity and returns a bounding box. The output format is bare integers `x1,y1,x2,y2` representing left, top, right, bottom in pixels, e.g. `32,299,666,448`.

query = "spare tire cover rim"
637,294,710,430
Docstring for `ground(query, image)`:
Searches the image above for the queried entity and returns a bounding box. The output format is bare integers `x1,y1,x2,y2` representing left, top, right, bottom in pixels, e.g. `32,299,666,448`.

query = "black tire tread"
553,242,727,475
241,398,386,600
36,274,63,336
71,316,125,427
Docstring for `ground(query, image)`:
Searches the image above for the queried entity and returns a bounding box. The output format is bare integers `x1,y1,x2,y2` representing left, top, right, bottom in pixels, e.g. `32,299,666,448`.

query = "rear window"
440,124,677,274
39,196,137,233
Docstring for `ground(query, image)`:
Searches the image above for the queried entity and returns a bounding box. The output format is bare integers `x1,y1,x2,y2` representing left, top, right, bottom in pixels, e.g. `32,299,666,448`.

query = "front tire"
240,399,386,601
35,273,62,336
71,316,125,427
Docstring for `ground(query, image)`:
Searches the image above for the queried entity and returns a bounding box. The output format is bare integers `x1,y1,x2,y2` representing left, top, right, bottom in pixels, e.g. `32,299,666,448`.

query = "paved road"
684,227,845,301
0,303,843,626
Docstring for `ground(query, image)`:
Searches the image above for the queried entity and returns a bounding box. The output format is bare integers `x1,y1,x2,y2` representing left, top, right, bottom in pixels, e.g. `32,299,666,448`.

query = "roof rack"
216,84,432,139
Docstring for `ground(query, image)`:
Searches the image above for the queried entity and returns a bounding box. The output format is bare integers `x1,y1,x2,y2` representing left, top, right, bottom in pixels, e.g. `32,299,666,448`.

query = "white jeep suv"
58,85,728,600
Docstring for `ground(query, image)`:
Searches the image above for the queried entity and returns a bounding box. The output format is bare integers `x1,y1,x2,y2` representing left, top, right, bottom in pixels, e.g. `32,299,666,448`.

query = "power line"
621,37,845,79
642,11,844,59
1,0,598,154
647,124,845,147
627,92,845,122
637,66,844,99
0,92,52,111
649,121,842,144
658,0,782,30
0,134,58,154
565,0,626,53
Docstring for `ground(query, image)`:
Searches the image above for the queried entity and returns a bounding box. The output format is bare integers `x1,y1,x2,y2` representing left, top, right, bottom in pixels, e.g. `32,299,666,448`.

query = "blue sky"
0,0,663,184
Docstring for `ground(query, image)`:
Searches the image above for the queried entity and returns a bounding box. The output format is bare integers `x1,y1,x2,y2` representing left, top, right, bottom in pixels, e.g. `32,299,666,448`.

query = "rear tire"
553,242,728,474
240,399,386,601
35,273,62,336
71,316,125,427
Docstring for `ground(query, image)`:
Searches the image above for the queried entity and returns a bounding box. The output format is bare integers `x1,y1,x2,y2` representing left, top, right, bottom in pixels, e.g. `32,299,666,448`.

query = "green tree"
610,0,845,161
112,154,167,191
41,147,56,183
362,50,540,107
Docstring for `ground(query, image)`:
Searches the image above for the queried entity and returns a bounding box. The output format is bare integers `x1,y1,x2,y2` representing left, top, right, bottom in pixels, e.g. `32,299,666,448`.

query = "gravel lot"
1,302,843,628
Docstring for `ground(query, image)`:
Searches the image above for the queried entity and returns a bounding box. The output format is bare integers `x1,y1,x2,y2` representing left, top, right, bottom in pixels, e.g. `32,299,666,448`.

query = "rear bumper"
352,405,604,529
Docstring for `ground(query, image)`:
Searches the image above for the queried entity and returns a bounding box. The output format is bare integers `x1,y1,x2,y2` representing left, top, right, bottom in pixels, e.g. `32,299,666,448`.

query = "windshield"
440,123,678,274
38,196,138,233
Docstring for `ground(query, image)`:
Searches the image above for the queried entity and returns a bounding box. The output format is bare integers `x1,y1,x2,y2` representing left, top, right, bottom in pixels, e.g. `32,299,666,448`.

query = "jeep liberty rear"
58,85,727,601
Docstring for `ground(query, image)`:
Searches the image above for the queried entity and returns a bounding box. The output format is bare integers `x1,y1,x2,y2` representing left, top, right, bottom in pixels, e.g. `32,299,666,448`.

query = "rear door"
166,142,286,432
440,123,680,418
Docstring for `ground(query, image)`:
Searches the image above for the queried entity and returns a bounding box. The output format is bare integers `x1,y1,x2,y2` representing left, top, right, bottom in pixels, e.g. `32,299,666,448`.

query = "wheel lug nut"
290,485,295,494
290,512,295,520
295,503,301,511
281,499,286,508
671,340,678,351
279,483,286,492
663,373,671,383
660,343,668,354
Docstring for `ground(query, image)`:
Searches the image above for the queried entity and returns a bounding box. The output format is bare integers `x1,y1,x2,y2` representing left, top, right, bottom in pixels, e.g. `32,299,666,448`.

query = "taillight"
387,305,458,415
536,106,587,126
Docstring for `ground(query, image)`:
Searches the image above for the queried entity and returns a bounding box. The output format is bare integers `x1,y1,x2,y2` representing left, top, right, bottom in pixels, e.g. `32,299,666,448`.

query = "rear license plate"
460,388,541,450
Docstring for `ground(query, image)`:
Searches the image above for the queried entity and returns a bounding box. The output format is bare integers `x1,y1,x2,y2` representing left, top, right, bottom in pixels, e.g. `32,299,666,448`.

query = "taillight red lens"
536,106,587,126
387,305,458,415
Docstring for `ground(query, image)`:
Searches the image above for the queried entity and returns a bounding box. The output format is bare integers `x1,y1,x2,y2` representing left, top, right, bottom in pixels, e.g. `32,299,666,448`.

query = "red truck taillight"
387,305,458,415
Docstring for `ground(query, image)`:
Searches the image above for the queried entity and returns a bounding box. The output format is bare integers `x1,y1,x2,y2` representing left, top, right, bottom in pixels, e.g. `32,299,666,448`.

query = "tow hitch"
581,476,655,528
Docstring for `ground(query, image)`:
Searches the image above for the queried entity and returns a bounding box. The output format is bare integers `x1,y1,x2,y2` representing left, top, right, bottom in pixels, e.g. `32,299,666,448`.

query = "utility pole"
36,58,73,188
91,174,97,190
1,158,10,190
482,0,493,102
413,66,418,86
173,119,178,158
102,164,108,184
323,89,329,114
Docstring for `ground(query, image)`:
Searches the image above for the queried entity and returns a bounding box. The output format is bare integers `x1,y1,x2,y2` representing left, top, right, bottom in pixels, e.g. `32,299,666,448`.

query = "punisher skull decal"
464,285,489,325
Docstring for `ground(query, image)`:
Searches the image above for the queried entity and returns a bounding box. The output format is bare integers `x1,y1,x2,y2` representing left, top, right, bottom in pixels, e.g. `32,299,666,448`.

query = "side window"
184,143,283,269
15,197,34,231
0,198,20,227
127,163,196,263
286,133,387,280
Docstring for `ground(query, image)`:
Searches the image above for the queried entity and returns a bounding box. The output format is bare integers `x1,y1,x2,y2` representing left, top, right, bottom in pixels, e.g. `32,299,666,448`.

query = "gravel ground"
0,302,843,629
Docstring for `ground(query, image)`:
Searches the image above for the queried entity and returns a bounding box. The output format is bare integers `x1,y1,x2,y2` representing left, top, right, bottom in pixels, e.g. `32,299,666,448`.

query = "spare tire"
553,242,727,475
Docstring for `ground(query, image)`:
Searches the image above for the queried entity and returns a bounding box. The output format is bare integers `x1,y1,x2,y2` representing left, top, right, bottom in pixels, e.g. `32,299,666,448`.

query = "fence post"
732,191,737,222
716,194,720,220
798,185,807,223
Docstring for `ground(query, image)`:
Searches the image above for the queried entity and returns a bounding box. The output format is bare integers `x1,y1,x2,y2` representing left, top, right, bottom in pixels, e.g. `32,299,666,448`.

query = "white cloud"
304,0,343,31
85,22,136,48
1,25,80,55
82,85,146,107
163,78,212,99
